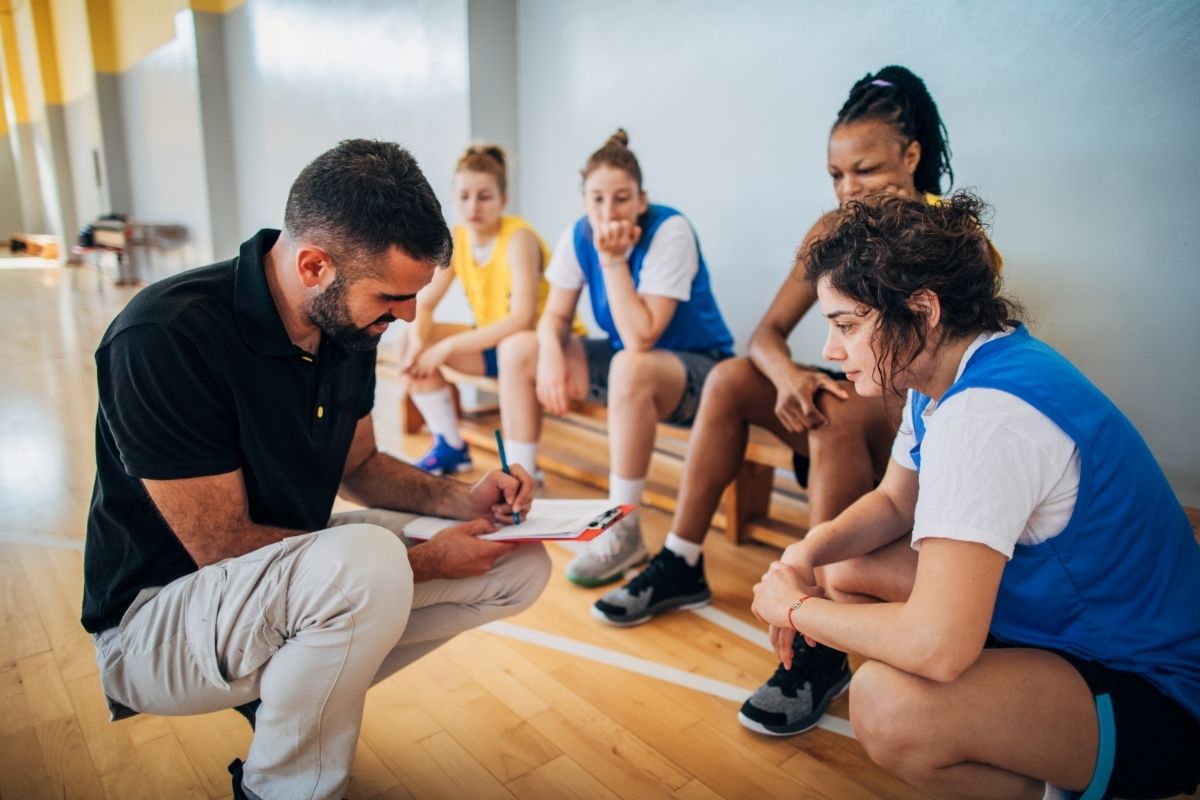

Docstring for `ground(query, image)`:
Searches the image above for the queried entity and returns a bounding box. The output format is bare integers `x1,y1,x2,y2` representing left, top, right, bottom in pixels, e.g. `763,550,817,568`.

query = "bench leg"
722,461,775,545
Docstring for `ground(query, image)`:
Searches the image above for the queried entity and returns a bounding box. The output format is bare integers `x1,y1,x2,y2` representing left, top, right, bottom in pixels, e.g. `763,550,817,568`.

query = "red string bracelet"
787,595,813,631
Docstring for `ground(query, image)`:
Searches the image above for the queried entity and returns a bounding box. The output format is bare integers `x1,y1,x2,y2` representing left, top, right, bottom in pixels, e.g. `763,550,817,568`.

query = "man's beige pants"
91,510,551,800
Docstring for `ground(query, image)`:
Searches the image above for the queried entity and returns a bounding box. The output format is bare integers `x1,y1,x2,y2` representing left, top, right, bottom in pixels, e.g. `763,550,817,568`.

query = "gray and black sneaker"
737,637,851,736
591,549,711,626
564,514,648,587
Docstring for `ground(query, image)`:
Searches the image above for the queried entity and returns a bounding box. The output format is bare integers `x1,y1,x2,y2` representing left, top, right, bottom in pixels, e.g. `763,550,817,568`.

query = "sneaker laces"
764,637,813,695
623,551,676,595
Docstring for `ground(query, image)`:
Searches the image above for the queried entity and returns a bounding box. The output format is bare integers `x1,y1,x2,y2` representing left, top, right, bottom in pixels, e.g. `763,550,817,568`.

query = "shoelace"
624,551,676,594
764,639,814,694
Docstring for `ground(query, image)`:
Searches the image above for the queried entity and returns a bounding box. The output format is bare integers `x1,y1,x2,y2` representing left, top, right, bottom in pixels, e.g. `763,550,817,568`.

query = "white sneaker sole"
736,678,851,737
589,596,711,628
564,546,649,588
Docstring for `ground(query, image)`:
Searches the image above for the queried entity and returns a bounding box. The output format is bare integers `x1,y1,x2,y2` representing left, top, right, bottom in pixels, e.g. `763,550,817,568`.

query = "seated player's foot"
591,548,711,626
564,514,648,587
414,435,473,475
737,637,850,736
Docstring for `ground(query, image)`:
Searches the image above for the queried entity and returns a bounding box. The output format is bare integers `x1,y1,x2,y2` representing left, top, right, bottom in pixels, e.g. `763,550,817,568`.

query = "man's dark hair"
284,139,453,273
835,65,953,196
804,191,1019,394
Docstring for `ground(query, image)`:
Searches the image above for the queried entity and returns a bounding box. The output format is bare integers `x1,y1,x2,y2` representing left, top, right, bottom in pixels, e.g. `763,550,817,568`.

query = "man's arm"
339,414,535,525
339,413,473,518
340,414,535,581
142,470,301,567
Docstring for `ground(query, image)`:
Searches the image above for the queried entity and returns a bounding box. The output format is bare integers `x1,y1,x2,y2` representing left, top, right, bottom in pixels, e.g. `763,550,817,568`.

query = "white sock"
608,474,645,507
1041,784,1071,800
505,439,538,474
665,533,703,566
411,388,463,447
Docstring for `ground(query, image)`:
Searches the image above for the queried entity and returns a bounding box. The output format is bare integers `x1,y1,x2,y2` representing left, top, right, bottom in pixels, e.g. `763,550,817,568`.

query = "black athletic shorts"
990,638,1200,799
580,337,730,426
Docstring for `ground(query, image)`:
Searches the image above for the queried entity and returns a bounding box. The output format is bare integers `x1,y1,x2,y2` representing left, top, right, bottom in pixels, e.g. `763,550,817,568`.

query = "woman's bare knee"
498,331,538,378
698,357,772,412
850,661,936,773
818,557,872,600
608,350,680,415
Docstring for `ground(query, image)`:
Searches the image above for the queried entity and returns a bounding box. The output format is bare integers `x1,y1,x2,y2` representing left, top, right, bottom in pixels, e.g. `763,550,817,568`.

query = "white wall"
220,0,476,327
516,0,1200,505
118,11,213,265
223,0,471,239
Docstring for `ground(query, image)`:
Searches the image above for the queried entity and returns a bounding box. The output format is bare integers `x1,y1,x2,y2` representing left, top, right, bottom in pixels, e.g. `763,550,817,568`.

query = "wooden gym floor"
1,259,1195,799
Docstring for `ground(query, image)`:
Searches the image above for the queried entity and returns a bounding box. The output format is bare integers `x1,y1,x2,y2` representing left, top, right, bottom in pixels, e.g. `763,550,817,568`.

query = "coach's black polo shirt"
82,229,376,633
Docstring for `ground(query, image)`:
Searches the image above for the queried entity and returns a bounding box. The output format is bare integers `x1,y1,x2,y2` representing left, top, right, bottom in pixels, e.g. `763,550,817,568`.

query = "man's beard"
305,272,394,352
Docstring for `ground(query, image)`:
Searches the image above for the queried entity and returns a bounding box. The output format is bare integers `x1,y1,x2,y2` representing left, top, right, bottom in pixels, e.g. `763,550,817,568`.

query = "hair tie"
871,79,894,88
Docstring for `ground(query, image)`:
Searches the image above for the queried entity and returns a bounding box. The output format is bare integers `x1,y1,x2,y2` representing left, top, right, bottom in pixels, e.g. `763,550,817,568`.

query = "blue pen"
493,430,521,524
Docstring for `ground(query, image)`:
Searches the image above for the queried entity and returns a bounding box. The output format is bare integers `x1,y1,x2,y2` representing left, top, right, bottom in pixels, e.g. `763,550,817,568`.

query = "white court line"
0,531,85,551
690,605,772,651
483,620,855,739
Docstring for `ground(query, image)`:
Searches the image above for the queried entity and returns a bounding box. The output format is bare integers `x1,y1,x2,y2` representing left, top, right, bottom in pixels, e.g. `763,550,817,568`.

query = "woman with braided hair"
753,192,1200,800
592,65,984,737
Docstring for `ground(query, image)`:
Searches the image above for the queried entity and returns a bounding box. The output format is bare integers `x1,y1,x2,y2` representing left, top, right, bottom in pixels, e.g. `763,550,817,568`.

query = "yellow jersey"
451,215,586,334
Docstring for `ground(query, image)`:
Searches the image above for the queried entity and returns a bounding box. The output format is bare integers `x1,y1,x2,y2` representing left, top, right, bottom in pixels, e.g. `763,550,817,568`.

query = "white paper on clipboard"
403,499,623,541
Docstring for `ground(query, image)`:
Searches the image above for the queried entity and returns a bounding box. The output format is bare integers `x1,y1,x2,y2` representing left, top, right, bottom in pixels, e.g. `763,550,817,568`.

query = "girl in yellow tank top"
402,144,577,474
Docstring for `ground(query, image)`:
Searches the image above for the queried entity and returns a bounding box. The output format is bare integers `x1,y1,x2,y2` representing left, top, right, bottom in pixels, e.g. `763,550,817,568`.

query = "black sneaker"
590,548,711,626
737,637,851,736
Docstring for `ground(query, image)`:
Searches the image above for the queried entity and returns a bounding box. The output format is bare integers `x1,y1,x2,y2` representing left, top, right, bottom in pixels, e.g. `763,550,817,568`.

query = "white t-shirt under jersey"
891,329,1081,558
544,215,699,301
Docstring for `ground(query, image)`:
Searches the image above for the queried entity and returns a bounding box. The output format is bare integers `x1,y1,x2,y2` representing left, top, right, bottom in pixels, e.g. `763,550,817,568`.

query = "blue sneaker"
415,435,473,475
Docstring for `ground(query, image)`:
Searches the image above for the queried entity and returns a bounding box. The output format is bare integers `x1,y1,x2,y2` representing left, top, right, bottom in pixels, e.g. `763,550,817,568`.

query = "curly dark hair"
835,65,952,196
284,139,453,275
804,191,1019,394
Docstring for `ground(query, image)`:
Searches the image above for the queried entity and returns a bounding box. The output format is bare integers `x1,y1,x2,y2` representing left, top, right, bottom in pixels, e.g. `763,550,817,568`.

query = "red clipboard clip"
572,504,636,541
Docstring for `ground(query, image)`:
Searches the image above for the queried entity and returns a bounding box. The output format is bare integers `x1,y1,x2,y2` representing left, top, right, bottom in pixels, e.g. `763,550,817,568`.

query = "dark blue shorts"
482,346,498,378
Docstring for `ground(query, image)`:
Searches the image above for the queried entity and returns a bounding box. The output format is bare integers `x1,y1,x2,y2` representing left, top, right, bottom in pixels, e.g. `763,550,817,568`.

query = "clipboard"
403,499,636,543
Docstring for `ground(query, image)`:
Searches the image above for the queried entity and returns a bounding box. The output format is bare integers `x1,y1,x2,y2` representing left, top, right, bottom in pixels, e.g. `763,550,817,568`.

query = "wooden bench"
400,366,806,549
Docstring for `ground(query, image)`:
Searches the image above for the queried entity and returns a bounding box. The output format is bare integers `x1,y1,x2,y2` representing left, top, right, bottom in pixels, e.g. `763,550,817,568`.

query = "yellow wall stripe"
189,0,242,13
31,0,63,105
0,9,30,123
0,61,8,134
85,0,115,73
49,0,97,104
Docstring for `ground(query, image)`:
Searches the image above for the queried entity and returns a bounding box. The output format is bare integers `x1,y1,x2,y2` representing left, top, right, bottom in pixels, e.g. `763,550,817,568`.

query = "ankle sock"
505,439,538,474
411,387,463,447
664,533,703,567
609,474,645,507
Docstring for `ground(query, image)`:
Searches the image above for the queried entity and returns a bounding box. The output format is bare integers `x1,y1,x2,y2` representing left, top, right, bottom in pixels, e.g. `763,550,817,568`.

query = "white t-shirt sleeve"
911,388,1079,558
544,226,584,291
891,390,918,471
634,215,700,301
